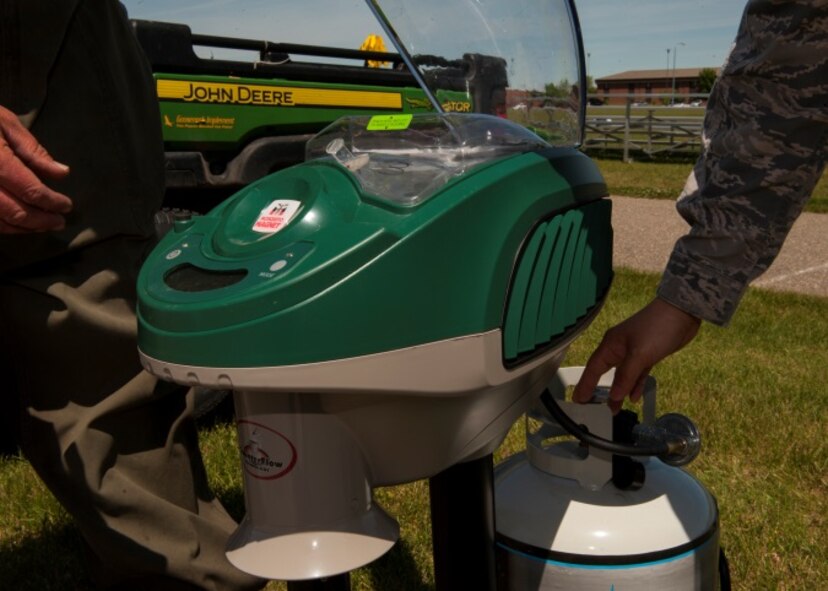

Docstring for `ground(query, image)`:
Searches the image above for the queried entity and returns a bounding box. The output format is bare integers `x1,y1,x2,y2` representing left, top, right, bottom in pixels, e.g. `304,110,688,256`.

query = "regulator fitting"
634,413,701,467
539,368,703,468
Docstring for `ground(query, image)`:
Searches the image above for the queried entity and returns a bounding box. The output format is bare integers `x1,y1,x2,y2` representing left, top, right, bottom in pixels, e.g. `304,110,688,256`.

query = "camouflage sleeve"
657,0,828,326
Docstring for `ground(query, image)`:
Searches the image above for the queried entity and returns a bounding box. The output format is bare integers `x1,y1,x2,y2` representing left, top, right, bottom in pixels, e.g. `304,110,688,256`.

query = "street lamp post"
671,42,685,105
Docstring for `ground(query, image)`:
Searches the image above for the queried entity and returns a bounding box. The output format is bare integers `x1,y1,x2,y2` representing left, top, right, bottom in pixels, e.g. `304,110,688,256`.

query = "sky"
576,0,746,78
123,0,748,80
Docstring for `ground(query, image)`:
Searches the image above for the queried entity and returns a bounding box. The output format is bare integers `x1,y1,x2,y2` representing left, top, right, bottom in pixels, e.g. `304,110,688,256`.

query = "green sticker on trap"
367,114,413,131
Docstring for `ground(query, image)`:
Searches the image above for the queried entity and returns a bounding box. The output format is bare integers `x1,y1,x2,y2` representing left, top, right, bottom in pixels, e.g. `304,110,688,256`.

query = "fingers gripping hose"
539,390,701,467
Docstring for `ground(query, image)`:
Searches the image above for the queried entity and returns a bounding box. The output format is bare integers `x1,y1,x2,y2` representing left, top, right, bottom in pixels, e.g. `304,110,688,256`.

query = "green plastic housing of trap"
137,114,611,373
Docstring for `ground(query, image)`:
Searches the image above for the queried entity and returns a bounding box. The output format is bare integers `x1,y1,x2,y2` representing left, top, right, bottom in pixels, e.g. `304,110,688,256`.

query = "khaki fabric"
1,239,260,590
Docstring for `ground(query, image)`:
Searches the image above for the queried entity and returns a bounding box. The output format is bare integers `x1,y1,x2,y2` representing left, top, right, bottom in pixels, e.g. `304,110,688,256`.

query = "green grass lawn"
594,157,828,214
1,269,825,590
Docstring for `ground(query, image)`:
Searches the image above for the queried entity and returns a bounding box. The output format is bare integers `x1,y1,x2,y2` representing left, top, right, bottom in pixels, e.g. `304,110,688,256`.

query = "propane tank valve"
539,373,703,468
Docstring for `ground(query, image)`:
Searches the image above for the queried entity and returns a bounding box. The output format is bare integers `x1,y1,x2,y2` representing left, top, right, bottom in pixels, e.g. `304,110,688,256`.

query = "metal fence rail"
583,93,708,160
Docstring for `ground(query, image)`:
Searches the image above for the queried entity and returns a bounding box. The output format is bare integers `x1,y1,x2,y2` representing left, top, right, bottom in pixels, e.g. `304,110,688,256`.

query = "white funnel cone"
226,391,399,580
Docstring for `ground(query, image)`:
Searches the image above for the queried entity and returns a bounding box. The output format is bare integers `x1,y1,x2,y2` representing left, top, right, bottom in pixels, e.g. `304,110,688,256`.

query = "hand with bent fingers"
572,297,702,413
0,105,72,233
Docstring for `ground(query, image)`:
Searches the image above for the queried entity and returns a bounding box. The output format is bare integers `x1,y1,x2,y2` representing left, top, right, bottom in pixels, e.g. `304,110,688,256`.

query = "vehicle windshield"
365,0,586,147
123,0,584,146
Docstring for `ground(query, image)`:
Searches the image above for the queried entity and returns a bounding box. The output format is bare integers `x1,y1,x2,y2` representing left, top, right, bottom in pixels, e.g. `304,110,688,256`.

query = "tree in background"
697,68,718,94
545,78,573,98
544,77,596,98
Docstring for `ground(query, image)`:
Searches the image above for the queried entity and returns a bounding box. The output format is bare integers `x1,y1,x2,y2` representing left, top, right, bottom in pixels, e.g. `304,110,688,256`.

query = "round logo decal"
251,199,302,234
237,420,298,480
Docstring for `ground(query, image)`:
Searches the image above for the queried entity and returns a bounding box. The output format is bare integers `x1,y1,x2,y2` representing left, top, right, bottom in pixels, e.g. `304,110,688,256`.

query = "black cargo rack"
131,19,417,87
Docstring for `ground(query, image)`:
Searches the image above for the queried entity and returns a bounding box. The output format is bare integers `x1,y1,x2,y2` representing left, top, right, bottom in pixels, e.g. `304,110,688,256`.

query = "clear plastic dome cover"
306,113,549,206
364,0,585,146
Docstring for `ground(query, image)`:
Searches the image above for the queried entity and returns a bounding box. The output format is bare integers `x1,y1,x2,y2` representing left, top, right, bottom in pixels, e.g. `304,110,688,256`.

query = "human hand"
572,297,701,413
0,105,72,233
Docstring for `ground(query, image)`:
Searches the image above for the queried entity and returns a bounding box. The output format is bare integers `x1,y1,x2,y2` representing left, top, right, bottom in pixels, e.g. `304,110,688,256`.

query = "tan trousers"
1,237,262,591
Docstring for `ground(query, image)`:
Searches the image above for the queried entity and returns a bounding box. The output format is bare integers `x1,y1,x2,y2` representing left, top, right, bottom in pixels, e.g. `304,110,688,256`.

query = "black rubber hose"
539,390,669,457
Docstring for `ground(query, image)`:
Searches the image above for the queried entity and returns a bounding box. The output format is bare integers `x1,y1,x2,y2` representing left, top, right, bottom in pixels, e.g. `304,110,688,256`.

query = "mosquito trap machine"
137,0,726,589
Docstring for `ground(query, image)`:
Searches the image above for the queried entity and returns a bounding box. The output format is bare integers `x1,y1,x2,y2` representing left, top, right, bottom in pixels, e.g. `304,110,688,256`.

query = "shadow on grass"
216,484,248,523
0,524,93,590
365,539,432,591
2,525,434,591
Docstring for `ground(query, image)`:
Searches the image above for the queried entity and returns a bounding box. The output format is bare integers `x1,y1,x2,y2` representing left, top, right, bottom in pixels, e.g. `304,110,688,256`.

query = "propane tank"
495,367,726,591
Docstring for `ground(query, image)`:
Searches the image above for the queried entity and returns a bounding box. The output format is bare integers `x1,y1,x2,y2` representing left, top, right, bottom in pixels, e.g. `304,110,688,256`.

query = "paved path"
611,196,828,298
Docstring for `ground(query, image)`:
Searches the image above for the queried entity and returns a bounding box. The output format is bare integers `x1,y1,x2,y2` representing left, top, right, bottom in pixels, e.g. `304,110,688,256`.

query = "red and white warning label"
252,199,301,234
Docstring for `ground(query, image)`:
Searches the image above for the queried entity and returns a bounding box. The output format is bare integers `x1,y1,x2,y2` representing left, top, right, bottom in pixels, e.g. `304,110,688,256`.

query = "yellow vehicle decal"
405,97,432,110
157,79,402,110
442,100,472,113
169,115,236,130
